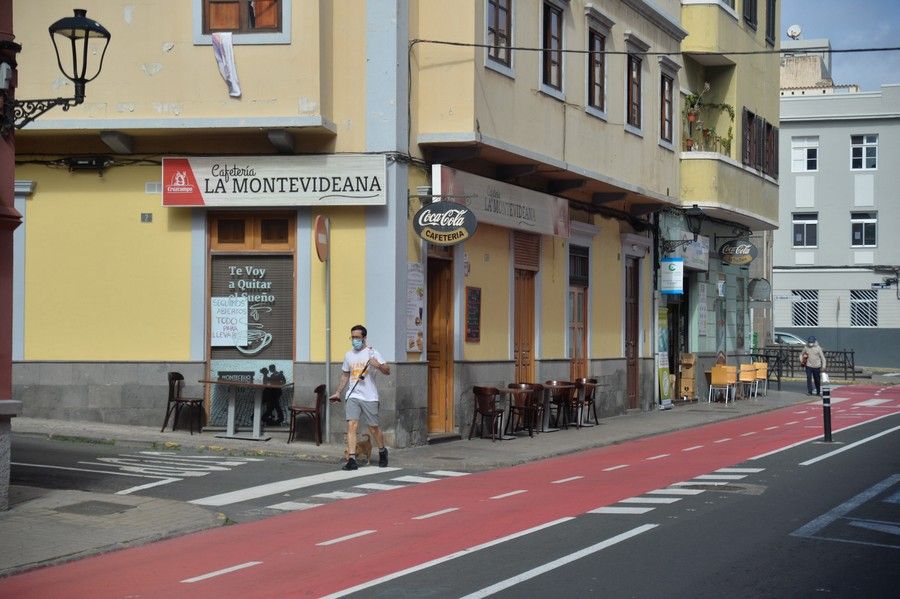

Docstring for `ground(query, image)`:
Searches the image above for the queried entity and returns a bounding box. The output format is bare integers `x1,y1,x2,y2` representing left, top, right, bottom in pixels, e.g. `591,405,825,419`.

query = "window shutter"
253,0,279,29
772,126,780,178
513,231,541,271
208,0,241,31
742,108,750,166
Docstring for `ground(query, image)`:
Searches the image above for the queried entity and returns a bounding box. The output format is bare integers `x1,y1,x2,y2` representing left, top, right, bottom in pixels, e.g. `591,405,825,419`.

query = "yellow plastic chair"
739,364,757,399
708,365,734,404
753,362,768,396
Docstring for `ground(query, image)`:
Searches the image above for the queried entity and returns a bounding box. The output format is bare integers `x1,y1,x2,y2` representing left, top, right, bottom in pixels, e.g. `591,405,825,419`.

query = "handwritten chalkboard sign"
465,286,481,343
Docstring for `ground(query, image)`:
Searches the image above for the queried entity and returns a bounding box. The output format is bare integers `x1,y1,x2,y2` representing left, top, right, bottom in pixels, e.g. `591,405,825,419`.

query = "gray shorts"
345,397,380,427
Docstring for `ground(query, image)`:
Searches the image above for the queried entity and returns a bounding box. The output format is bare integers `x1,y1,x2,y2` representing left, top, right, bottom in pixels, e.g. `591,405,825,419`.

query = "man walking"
801,336,826,396
329,325,390,470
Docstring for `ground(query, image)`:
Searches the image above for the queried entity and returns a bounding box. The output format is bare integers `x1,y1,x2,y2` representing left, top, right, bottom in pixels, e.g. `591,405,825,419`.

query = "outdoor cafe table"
199,378,292,441
500,387,536,438
542,382,577,431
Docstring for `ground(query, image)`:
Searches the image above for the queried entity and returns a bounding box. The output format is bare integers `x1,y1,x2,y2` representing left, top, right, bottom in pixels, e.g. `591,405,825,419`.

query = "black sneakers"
378,447,388,468
342,456,358,471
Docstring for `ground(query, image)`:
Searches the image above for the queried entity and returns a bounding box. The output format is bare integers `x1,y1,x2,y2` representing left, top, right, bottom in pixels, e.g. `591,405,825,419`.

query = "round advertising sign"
718,239,758,266
313,215,329,262
412,201,478,246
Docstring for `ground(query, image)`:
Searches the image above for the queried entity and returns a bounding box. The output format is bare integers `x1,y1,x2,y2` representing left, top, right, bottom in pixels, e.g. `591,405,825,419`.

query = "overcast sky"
781,0,900,91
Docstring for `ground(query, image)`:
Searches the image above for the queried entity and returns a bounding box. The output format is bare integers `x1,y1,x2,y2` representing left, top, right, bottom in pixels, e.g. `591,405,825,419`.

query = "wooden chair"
575,378,599,426
707,365,734,404
469,386,505,441
161,372,204,435
288,384,326,445
753,362,768,396
739,364,757,399
505,383,543,437
544,380,577,429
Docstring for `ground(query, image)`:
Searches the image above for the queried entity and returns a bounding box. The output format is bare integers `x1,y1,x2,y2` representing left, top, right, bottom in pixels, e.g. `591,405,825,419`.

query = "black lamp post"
661,204,705,253
0,8,110,137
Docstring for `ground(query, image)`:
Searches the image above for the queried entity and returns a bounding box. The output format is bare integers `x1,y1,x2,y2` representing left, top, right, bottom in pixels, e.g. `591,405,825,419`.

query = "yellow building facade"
12,1,704,446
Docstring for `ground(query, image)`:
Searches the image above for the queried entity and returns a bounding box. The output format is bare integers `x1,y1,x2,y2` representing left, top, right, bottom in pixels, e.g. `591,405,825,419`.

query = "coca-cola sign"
413,201,478,246
718,239,758,265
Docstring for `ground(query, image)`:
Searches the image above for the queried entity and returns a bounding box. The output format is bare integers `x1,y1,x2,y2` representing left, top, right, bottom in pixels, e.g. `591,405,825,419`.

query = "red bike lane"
3,387,898,598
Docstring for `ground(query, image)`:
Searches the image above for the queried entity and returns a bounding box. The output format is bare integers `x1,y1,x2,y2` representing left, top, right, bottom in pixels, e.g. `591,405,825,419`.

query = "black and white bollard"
822,384,832,442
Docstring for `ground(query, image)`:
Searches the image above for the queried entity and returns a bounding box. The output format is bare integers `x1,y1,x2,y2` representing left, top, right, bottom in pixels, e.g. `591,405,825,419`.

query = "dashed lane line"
317,530,376,546
740,431,757,437
713,438,732,444
181,561,262,583
412,508,459,520
491,490,528,500
552,476,584,484
646,454,670,461
603,464,629,471
682,445,704,452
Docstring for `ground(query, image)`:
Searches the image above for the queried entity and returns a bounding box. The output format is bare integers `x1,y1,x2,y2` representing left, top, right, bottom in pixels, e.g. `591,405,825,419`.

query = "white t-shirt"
341,346,384,402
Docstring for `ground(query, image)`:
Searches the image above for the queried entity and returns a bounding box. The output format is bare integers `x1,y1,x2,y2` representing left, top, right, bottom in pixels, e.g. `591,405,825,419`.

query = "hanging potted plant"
685,138,694,150
684,82,710,124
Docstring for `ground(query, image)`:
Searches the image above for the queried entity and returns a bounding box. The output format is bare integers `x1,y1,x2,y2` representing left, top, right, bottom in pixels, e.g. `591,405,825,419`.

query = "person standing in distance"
800,335,826,396
329,325,390,470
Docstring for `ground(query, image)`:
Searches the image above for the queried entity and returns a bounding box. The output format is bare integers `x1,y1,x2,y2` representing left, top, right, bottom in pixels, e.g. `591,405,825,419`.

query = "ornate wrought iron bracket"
1,95,81,138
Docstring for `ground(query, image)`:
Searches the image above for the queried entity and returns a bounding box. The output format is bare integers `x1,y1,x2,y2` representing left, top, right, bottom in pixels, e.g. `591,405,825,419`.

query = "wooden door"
625,257,639,409
427,258,454,433
514,269,536,383
569,286,587,380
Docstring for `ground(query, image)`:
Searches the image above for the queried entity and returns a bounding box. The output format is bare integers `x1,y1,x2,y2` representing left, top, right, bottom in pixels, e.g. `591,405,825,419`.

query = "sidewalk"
1,387,822,577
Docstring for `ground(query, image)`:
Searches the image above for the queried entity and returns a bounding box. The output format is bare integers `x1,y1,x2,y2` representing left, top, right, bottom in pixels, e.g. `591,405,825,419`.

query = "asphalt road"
4,386,898,598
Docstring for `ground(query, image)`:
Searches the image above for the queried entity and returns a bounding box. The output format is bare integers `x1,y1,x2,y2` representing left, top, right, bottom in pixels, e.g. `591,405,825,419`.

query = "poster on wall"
657,306,669,353
660,257,684,295
698,282,708,335
657,352,672,402
210,296,248,346
406,262,425,352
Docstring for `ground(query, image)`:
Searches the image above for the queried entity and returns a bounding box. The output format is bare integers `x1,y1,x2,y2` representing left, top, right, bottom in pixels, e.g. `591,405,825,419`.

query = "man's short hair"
351,324,367,337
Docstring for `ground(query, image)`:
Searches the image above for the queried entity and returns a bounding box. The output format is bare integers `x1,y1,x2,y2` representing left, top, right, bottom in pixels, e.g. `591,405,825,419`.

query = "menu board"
465,286,481,343
406,262,425,352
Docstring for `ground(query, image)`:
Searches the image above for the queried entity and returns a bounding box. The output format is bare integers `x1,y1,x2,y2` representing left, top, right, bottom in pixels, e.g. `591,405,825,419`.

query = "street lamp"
661,204,704,253
0,8,111,137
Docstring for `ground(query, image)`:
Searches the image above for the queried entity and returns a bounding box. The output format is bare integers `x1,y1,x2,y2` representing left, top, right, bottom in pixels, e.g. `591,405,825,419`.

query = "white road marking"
588,506,655,514
189,467,401,506
672,480,730,487
751,412,900,460
785,421,799,425
116,478,182,495
716,468,764,473
316,530,376,546
11,462,168,479
792,475,900,538
764,426,779,430
355,482,405,491
412,508,459,520
313,491,367,500
800,424,900,466
740,432,757,437
392,475,439,483
491,490,527,500
857,399,890,407
620,496,681,504
647,488,704,495
646,453,670,461
458,524,658,599
181,561,262,583
804,416,817,421
320,518,575,599
603,464,629,471
682,445,703,452
267,501,319,511
695,474,747,480
713,438,732,444
427,470,469,477
138,451,264,462
551,476,584,484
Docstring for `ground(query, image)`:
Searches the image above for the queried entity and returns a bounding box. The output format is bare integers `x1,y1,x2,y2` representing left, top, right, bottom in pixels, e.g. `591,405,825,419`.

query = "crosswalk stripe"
715,468,764,473
620,496,681,504
392,475,439,483
647,488,704,495
672,480,730,486
427,470,469,477
588,506,654,514
694,474,747,480
355,482,406,491
267,501,320,511
313,491,367,500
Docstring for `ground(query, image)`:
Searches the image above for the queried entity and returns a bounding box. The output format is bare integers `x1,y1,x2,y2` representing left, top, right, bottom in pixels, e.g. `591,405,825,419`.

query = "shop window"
210,213,295,251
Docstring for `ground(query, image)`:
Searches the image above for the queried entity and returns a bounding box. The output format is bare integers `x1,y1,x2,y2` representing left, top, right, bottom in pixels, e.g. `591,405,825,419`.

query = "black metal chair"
469,386,504,441
161,372,204,435
575,378,600,425
288,384,326,445
544,380,577,429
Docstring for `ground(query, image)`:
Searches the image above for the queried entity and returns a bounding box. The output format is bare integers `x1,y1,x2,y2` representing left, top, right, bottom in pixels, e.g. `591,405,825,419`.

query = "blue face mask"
351,338,364,351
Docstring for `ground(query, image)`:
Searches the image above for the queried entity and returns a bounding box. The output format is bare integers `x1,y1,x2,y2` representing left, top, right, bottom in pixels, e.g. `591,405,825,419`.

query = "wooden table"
199,378,292,441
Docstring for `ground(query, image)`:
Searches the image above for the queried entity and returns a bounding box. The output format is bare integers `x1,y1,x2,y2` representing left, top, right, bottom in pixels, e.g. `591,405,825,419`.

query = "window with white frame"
541,1,564,91
851,134,877,170
660,73,673,143
627,54,642,128
194,0,291,44
850,289,878,327
792,213,818,247
791,136,818,172
487,0,513,68
791,290,819,327
850,211,877,247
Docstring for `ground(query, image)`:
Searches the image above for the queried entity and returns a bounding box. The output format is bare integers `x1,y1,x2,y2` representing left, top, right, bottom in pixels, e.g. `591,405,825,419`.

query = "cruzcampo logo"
413,201,478,246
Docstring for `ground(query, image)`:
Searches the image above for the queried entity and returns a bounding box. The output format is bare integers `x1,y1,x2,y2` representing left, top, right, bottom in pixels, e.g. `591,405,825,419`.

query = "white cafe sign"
162,154,387,207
